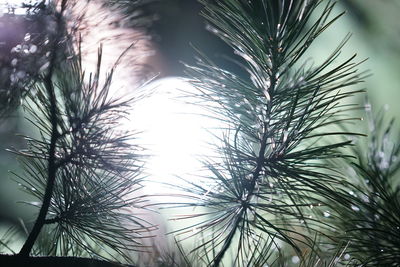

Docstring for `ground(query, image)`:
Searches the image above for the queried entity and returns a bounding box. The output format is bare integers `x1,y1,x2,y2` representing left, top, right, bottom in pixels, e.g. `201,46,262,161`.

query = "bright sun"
129,77,223,199
0,0,222,200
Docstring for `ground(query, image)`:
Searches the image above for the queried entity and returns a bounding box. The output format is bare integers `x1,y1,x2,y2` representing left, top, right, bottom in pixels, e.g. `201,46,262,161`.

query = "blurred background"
1,0,400,255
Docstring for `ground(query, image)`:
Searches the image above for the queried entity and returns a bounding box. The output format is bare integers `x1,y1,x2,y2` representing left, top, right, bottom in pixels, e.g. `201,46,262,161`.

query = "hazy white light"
0,0,29,15
129,77,223,200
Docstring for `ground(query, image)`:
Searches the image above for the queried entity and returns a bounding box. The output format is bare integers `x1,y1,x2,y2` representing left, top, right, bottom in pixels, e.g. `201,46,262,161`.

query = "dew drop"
11,58,18,66
57,125,63,134
24,33,31,42
16,70,26,79
323,211,330,218
263,88,270,101
351,205,360,212
361,195,369,203
13,44,22,53
291,255,300,264
283,130,289,143
39,62,50,72
379,159,389,170
29,45,38,54
344,253,350,260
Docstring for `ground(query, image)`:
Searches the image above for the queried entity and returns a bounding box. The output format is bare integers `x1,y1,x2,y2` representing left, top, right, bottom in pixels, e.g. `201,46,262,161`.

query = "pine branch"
1,0,153,263
328,106,400,265
18,0,68,257
0,254,135,267
174,0,366,265
3,0,397,265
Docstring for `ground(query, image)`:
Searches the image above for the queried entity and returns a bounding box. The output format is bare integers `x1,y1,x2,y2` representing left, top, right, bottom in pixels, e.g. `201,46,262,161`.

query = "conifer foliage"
0,0,399,266
180,0,365,265
1,0,152,265
331,107,400,265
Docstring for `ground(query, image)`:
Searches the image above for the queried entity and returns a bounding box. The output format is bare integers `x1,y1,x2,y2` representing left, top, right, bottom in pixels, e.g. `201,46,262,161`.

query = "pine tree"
0,0,399,266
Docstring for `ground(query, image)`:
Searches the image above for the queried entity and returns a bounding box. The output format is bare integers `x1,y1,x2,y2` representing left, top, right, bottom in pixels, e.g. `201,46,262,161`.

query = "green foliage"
177,0,366,265
329,106,400,265
1,0,400,266
1,0,153,265
16,48,150,261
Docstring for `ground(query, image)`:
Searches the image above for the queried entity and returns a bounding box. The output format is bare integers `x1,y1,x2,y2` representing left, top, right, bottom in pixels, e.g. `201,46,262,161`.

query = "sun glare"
0,0,29,15
130,78,223,200
0,0,221,201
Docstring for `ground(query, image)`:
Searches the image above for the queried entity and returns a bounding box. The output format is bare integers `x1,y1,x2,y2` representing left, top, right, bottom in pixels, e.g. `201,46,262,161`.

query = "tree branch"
18,0,68,257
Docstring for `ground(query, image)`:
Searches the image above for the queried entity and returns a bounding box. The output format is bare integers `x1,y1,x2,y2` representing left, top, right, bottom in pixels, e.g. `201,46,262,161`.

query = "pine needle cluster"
0,0,399,266
177,0,369,265
1,0,154,265
330,107,400,265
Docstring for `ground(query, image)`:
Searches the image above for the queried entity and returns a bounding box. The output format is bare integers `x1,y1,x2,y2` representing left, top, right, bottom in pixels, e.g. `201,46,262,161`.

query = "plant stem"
211,34,280,265
18,0,67,257
18,78,58,257
212,209,244,266
212,64,278,267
